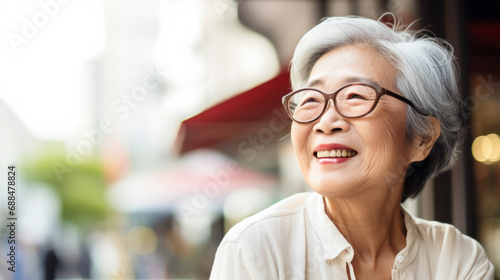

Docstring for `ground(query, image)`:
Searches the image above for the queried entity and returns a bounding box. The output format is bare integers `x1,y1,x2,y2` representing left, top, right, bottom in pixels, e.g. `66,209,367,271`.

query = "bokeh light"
127,226,158,256
472,133,500,164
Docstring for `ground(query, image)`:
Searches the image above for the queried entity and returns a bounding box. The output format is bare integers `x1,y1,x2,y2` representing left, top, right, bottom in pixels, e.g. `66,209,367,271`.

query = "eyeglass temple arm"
384,90,429,116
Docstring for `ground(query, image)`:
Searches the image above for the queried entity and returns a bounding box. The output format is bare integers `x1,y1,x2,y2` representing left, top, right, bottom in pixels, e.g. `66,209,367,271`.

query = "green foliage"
22,142,109,230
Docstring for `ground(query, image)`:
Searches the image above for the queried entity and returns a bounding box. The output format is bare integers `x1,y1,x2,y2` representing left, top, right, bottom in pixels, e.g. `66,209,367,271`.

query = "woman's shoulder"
220,192,315,244
410,215,477,247
210,193,320,279
407,213,494,278
408,213,483,254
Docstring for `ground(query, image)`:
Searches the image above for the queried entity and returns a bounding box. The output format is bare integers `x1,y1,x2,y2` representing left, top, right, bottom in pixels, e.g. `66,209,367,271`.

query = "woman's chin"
307,177,359,198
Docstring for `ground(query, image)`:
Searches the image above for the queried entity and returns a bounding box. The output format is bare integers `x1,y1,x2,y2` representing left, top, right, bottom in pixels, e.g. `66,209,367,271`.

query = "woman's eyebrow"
304,79,324,88
343,76,380,87
305,76,380,89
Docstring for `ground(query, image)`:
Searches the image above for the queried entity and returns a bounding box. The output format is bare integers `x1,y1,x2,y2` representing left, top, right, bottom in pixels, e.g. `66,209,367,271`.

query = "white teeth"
316,149,357,158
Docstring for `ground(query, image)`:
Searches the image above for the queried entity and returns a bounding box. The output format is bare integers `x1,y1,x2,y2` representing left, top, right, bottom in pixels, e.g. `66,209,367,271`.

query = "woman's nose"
313,99,350,134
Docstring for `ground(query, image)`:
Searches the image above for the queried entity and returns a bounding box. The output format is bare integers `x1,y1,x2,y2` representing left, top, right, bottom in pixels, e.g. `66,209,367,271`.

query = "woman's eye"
347,93,366,100
300,97,320,105
305,97,319,103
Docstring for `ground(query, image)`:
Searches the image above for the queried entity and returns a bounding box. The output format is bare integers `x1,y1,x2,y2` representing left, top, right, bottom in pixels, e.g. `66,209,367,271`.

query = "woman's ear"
410,117,441,162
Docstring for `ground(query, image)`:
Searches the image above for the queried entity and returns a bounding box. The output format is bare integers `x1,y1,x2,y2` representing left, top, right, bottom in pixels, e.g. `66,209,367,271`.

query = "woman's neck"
323,189,407,265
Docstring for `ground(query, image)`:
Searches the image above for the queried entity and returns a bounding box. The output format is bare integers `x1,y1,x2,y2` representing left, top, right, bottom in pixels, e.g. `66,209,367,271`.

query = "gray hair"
290,15,465,202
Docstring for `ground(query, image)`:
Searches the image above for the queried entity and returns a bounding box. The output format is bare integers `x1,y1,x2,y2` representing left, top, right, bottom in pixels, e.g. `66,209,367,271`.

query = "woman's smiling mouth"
315,149,358,158
313,144,358,163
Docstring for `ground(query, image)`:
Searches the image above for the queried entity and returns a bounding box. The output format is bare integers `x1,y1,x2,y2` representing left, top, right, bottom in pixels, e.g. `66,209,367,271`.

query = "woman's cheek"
291,123,312,176
359,118,408,183
361,139,396,183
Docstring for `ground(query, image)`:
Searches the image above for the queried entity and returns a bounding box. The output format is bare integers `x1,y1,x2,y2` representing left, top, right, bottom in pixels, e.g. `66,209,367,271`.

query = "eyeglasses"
282,83,427,123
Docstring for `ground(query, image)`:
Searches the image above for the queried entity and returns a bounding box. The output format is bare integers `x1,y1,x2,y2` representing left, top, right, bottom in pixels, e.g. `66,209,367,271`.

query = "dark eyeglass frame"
282,82,428,123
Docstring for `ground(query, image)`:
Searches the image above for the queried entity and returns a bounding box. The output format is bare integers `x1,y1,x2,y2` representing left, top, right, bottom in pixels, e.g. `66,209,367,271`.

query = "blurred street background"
0,0,499,279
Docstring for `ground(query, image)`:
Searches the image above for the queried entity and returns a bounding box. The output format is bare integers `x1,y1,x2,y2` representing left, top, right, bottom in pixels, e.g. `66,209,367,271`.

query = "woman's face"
291,45,421,199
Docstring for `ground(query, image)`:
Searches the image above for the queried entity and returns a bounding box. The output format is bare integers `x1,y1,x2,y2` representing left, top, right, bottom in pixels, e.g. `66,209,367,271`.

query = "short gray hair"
290,16,465,202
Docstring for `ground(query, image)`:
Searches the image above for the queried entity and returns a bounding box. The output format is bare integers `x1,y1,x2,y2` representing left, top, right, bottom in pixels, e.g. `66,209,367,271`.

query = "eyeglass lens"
287,85,378,122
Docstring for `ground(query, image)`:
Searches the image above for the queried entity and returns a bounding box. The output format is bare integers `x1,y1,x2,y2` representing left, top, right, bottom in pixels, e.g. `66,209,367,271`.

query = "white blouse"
210,192,494,279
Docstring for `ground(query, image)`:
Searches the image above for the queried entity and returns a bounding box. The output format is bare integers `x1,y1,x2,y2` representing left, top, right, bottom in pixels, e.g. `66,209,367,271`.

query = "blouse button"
397,255,405,263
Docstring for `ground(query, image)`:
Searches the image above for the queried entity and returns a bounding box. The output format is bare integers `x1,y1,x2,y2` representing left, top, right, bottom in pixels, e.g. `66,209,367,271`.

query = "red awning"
175,70,292,154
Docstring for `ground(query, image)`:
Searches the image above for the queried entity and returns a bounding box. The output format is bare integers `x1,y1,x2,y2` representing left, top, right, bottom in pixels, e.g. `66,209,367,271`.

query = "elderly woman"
210,16,494,279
